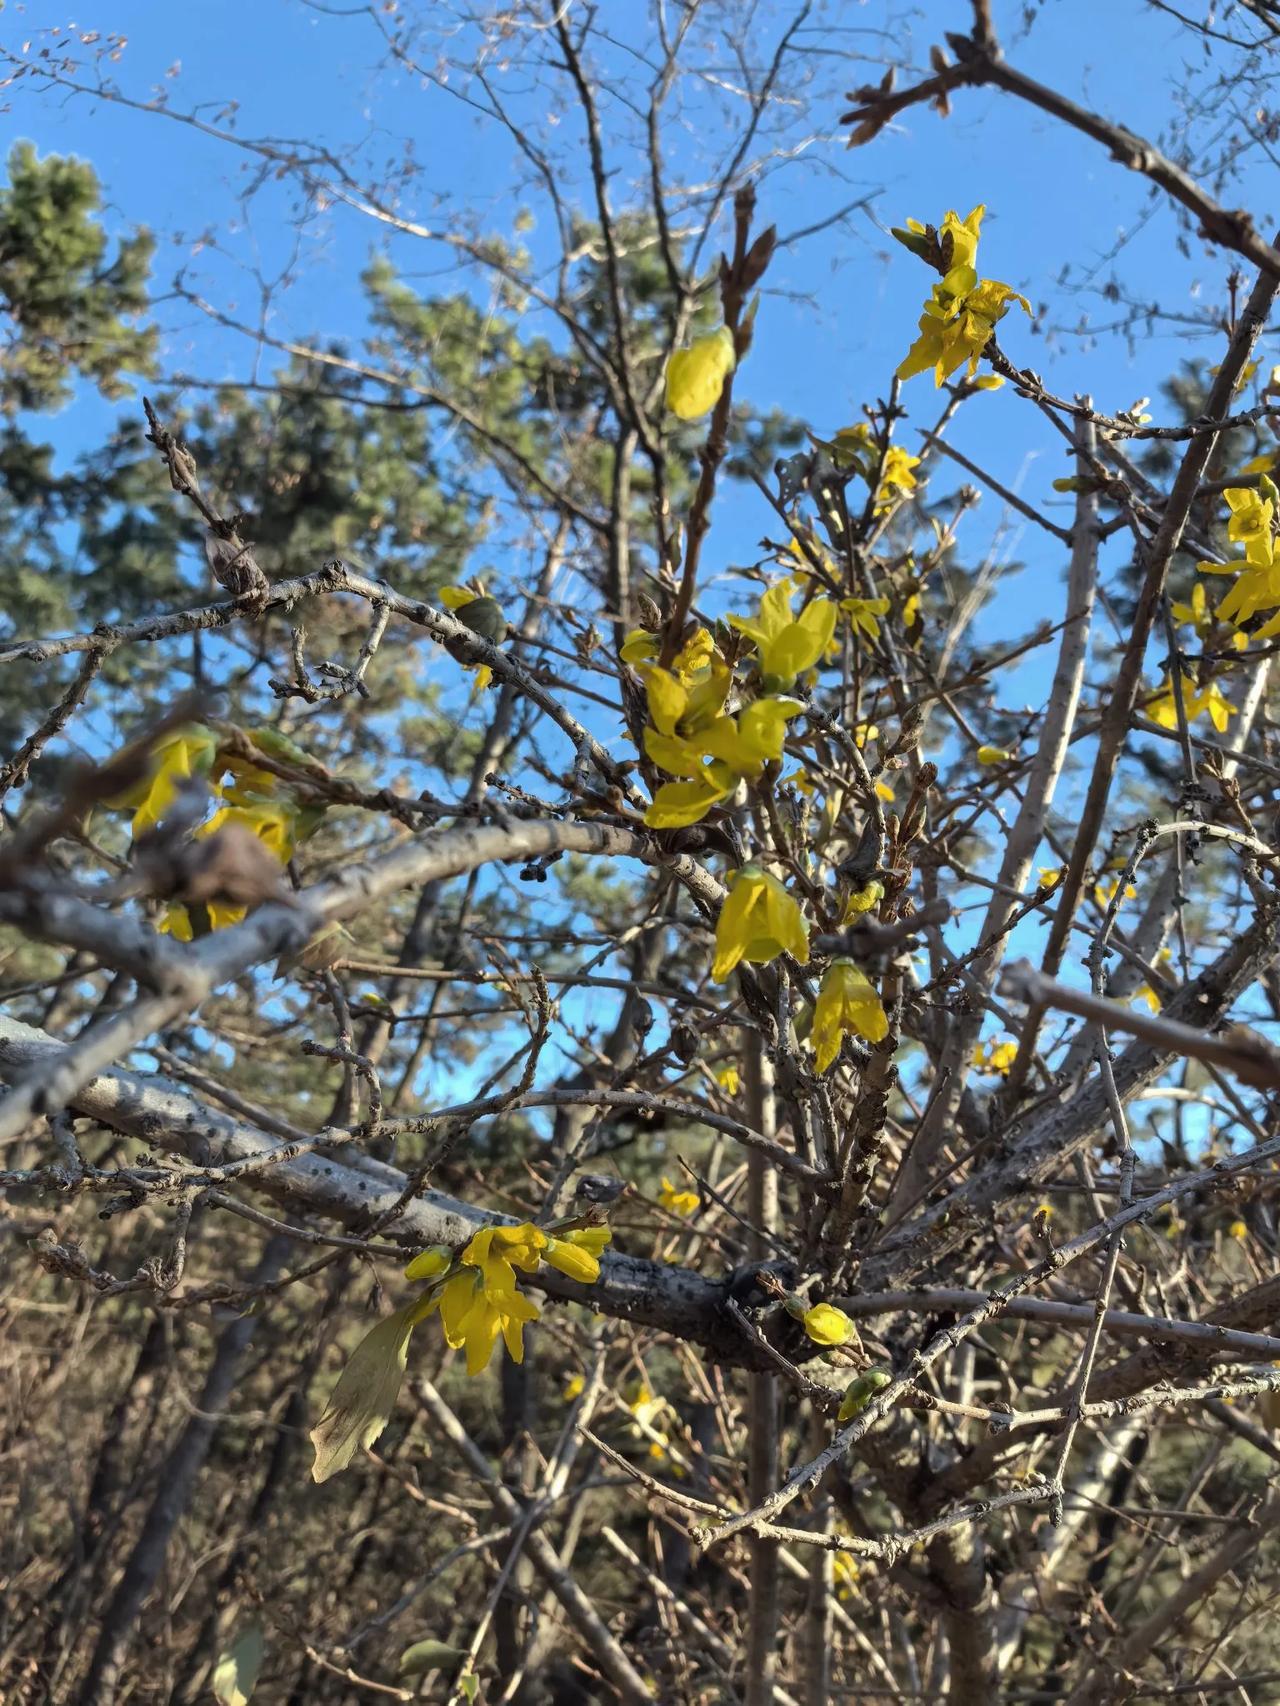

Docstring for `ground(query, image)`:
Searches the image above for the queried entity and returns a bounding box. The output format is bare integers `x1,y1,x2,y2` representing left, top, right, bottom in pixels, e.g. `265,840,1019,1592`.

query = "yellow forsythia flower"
1145,675,1236,735
626,1382,672,1459
811,960,889,1072
403,1246,452,1281
1197,486,1280,630
896,205,1031,388
972,1039,1018,1075
106,723,219,837
640,643,804,830
1228,1219,1248,1241
715,1064,740,1096
563,1373,585,1402
875,446,921,510
840,595,891,641
433,1271,541,1376
711,865,809,982
802,1302,856,1347
840,879,885,923
1169,581,1215,636
833,1550,861,1599
658,1176,700,1217
157,798,298,940
977,745,1012,766
543,1225,612,1285
727,580,837,685
665,326,736,420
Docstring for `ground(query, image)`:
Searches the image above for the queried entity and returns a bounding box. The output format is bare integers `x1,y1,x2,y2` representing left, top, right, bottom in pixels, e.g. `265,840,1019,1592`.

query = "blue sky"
3,0,1275,1126
7,0,1273,661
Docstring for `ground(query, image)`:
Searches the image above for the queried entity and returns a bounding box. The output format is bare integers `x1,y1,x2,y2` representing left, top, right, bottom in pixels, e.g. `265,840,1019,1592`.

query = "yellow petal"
802,1302,855,1347
665,326,736,420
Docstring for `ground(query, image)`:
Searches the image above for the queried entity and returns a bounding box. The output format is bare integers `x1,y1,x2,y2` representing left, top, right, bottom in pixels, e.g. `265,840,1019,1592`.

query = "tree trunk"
73,1235,288,1706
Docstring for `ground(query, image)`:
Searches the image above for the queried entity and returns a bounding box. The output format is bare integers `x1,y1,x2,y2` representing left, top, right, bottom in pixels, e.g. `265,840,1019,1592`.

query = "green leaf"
459,1667,480,1702
398,1639,469,1677
211,1626,265,1706
309,1300,426,1484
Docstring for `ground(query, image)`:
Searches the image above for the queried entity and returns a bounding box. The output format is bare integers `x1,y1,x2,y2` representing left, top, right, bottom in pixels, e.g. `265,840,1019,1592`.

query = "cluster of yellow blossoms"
708,866,888,1066
1144,480,1280,735
1199,481,1280,634
972,1038,1018,1076
311,1218,611,1482
620,582,891,1069
893,204,1030,387
106,721,322,938
405,1219,611,1377
624,619,807,830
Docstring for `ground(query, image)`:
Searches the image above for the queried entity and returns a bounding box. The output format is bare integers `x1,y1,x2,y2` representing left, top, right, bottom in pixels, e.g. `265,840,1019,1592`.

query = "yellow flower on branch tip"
620,628,659,666
643,692,798,799
1197,488,1280,626
840,879,885,923
642,657,731,739
460,1221,546,1296
563,1373,585,1402
1226,486,1275,558
1170,581,1215,635
802,1302,856,1347
207,798,297,863
106,723,219,837
811,959,889,1072
1135,983,1162,1014
972,1039,1018,1075
727,580,837,684
941,203,985,270
700,698,804,774
841,595,891,641
833,1551,861,1599
1229,1219,1248,1241
1200,544,1280,626
711,865,809,982
543,1225,612,1285
659,1176,700,1217
1145,675,1237,735
665,326,736,420
874,446,921,511
977,745,1012,766
625,624,714,679
1236,452,1276,477
643,774,735,828
158,900,247,942
716,1064,740,1096
626,1382,672,1458
1037,866,1063,889
897,258,1031,388
430,1271,541,1376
